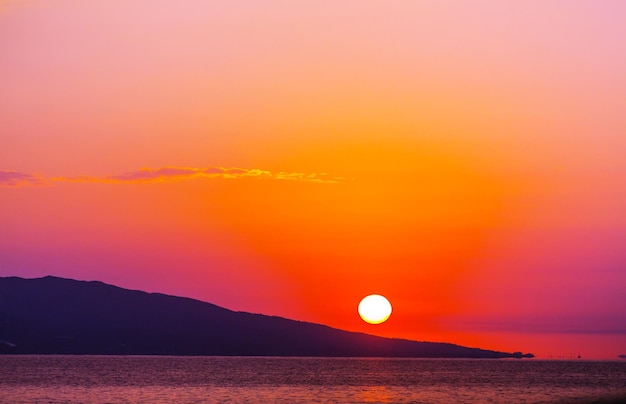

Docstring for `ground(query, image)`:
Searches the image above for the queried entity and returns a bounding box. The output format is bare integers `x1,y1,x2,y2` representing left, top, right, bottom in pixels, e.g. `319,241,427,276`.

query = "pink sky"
1,0,625,359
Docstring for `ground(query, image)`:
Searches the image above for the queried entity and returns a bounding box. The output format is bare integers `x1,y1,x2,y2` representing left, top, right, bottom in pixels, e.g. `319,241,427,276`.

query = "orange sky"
2,0,626,358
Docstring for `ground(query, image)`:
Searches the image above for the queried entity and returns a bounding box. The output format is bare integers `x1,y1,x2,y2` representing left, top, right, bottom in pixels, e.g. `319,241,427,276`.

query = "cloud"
275,171,347,183
102,166,345,183
103,166,273,182
444,314,626,335
4,166,349,187
0,170,43,187
106,167,203,182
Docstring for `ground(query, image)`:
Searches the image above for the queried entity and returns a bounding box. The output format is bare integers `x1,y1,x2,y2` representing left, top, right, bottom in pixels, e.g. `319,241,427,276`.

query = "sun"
358,294,392,324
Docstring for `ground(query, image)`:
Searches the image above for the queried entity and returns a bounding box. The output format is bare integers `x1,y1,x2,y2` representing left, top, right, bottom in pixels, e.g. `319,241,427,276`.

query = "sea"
0,356,625,403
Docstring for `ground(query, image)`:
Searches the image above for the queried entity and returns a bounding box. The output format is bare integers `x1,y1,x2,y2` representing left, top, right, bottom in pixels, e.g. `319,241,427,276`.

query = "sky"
1,0,625,359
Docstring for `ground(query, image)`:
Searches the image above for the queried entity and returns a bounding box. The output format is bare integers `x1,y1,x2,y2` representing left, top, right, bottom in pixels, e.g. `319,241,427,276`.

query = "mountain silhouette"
0,276,531,358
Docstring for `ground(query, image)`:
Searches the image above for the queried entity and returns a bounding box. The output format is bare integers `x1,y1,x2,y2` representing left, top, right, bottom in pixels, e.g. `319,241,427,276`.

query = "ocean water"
0,356,625,403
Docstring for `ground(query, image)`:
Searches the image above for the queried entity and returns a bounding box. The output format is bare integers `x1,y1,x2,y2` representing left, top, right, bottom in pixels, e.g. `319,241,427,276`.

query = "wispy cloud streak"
103,167,275,182
0,170,43,187
3,166,348,187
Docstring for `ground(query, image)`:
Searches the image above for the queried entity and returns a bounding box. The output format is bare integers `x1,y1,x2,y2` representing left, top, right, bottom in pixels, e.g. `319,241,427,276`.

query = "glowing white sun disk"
358,294,392,324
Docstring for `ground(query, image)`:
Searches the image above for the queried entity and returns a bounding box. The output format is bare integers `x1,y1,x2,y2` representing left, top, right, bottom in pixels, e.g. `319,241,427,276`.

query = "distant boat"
618,354,626,359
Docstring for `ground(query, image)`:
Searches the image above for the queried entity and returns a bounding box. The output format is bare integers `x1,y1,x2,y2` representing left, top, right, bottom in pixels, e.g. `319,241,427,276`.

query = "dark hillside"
0,276,530,358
